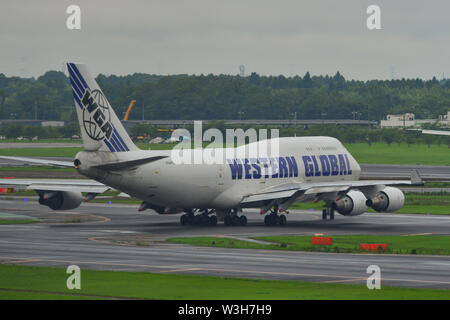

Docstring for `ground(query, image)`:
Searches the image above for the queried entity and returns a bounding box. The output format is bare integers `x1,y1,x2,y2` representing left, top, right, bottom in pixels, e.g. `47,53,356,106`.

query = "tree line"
0,70,449,122
0,121,447,147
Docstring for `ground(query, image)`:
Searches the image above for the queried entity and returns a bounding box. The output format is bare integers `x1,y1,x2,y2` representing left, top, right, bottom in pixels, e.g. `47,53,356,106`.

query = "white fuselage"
76,136,361,210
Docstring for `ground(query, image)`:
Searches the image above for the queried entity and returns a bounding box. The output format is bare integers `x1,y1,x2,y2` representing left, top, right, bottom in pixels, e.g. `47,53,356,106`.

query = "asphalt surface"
0,200,449,289
360,164,450,180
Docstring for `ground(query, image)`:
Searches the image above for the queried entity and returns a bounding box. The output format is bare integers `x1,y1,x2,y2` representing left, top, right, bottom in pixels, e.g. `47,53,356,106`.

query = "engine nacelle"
38,191,83,210
333,190,368,216
366,187,404,213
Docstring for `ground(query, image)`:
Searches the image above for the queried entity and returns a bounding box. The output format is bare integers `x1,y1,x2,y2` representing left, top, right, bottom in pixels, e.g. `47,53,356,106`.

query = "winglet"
411,169,423,186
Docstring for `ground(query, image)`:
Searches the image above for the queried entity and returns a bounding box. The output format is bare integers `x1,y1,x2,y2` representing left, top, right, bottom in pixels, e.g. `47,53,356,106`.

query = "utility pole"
321,112,327,125
291,111,297,137
34,101,37,120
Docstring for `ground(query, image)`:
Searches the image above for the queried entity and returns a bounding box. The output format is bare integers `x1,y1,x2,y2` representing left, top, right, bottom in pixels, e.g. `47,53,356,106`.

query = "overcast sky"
1,0,449,80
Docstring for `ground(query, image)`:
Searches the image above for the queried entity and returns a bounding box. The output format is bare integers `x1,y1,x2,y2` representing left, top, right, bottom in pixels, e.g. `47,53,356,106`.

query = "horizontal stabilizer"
0,179,109,193
0,156,73,168
92,155,167,171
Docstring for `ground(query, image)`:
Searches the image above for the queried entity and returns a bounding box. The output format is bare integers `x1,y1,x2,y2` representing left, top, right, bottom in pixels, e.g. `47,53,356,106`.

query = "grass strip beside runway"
0,142,449,165
167,235,450,255
0,219,39,225
0,264,449,300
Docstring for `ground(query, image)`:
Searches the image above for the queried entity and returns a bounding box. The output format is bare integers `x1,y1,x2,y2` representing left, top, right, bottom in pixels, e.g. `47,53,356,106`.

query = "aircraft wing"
421,129,450,136
0,179,109,193
0,156,74,168
240,170,422,205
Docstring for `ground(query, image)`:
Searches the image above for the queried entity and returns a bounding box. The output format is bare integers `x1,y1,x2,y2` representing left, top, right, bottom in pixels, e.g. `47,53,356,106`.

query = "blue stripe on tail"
67,62,134,153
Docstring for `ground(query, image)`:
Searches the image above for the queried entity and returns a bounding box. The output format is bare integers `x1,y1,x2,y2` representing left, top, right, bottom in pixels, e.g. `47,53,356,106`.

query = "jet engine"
332,190,368,216
366,187,404,213
38,191,83,210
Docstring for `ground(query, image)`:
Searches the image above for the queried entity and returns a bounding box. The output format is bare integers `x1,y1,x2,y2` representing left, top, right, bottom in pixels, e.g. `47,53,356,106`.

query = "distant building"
41,121,65,127
381,111,450,128
0,120,66,127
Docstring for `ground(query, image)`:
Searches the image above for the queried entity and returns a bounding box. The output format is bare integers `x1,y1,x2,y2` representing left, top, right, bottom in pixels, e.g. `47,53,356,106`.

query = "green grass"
0,264,449,300
0,142,448,165
394,205,449,214
0,291,97,300
0,147,82,158
0,219,38,225
407,181,450,188
0,139,81,144
345,142,450,165
0,166,75,172
167,235,450,255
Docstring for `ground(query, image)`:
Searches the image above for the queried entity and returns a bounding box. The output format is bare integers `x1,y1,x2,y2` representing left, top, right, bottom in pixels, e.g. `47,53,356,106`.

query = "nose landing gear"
322,208,335,220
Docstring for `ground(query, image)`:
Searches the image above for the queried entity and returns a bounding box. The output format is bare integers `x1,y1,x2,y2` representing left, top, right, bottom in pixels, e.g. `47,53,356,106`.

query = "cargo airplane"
0,63,423,226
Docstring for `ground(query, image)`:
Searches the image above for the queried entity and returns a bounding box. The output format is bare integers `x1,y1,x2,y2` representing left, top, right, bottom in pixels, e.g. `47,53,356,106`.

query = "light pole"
291,111,297,137
321,112,327,125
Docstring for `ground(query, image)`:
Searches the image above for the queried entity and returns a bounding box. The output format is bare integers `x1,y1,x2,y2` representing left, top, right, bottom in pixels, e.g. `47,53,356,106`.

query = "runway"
360,164,450,180
0,200,449,290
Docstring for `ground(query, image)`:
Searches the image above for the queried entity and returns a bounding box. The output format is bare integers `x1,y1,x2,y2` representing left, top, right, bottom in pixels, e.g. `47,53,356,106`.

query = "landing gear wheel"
193,215,202,225
186,214,195,225
239,215,247,226
279,214,287,226
322,209,327,220
180,214,187,225
264,214,278,226
231,215,240,226
224,215,232,226
330,209,335,220
209,215,218,226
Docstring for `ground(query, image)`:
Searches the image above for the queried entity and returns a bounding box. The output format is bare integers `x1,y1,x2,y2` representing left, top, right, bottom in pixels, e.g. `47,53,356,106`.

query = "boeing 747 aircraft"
0,63,423,226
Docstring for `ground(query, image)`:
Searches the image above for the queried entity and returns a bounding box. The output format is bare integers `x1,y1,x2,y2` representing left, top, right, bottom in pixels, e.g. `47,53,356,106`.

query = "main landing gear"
224,209,247,226
322,207,335,220
264,205,287,226
180,209,218,226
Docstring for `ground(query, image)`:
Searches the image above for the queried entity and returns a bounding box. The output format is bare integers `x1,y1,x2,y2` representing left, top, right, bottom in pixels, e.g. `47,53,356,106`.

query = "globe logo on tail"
82,89,111,141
